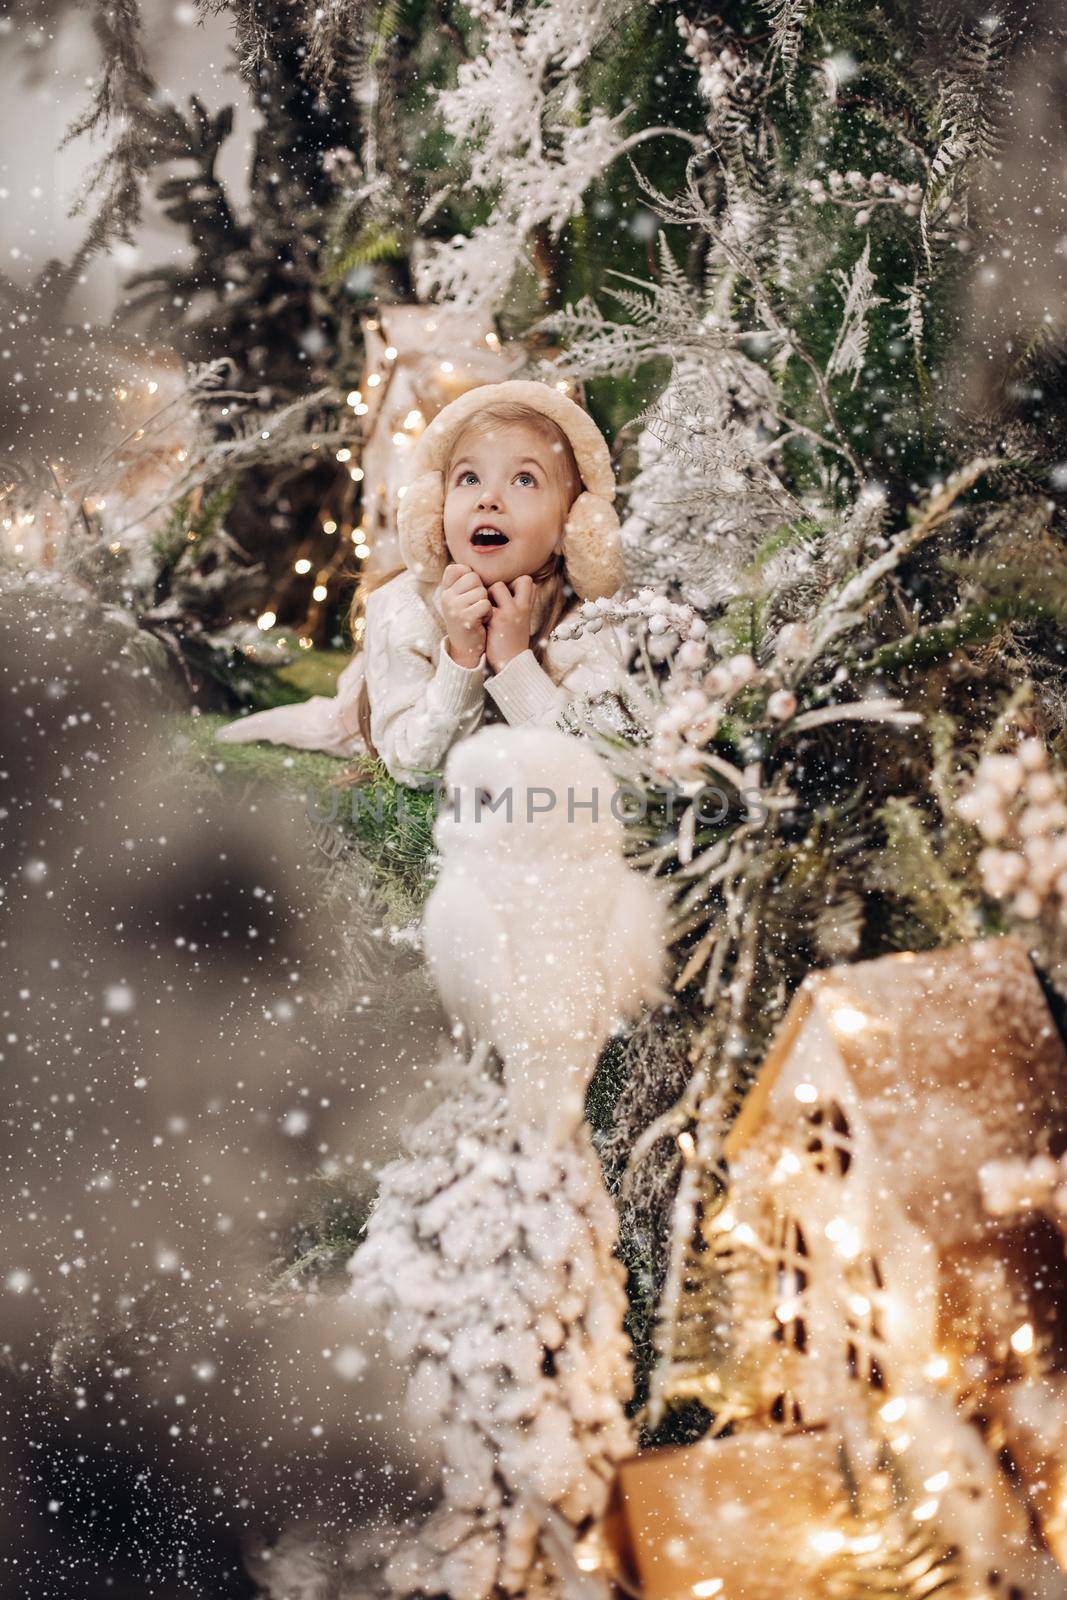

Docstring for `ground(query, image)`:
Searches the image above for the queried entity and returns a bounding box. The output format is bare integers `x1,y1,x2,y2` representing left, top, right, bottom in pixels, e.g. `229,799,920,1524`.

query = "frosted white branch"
348,1057,634,1600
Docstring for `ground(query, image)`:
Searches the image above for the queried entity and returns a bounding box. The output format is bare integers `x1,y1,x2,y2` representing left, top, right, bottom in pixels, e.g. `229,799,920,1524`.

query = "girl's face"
442,424,570,588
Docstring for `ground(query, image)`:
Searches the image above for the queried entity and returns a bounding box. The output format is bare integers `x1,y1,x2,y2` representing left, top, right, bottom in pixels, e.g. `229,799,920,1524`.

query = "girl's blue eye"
457,469,536,486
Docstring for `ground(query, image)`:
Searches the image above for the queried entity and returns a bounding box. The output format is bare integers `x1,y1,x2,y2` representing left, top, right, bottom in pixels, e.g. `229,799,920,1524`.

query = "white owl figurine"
423,725,669,1148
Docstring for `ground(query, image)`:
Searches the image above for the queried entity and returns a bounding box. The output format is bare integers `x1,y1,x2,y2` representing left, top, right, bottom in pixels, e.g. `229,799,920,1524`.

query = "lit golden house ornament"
709,935,1067,1598
597,938,1067,1600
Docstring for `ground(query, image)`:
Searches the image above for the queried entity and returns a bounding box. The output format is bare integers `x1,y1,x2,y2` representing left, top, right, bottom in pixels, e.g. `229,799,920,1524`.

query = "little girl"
215,379,631,790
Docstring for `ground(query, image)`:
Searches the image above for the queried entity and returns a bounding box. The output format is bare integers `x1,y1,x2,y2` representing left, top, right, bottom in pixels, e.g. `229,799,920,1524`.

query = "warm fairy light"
890,1433,912,1452
794,1083,818,1103
824,1217,854,1247
176,448,188,461
147,380,158,394
347,390,362,407
336,448,352,462
403,408,424,429
367,373,382,387
850,1534,882,1554
809,1530,846,1556
555,380,570,393
115,387,128,400
848,1294,871,1318
294,558,312,574
692,1582,723,1597
312,584,328,601
392,432,410,448
384,346,398,361
834,1227,860,1260
485,330,500,348
775,1298,802,1323
366,319,379,331
924,1355,950,1379
912,1499,939,1522
349,466,364,481
257,611,276,631
354,543,371,560
1011,1322,1034,1354
573,1529,603,1573
713,1208,735,1232
829,1004,869,1036
298,637,313,650
396,485,408,498
774,1149,802,1175
880,1398,907,1423
109,541,121,554
353,402,369,416
677,1130,695,1156
440,360,454,373
924,1472,950,1493
323,519,338,534
731,1222,758,1246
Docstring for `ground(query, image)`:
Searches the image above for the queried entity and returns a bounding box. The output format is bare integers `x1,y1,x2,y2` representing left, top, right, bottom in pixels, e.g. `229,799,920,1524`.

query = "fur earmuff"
561,491,623,601
396,469,447,583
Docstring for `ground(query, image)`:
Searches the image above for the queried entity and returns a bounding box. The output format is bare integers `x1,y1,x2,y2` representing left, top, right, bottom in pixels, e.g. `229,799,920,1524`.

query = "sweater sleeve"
363,586,488,788
485,625,630,729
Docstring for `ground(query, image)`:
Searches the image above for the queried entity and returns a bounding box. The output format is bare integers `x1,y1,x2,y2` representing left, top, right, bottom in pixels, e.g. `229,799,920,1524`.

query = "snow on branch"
416,0,689,313
918,10,1007,271
347,1055,634,1599
825,235,887,390
756,0,810,107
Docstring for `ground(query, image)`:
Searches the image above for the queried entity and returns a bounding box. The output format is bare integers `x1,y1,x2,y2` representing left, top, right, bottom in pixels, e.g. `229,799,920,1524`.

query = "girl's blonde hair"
346,400,585,767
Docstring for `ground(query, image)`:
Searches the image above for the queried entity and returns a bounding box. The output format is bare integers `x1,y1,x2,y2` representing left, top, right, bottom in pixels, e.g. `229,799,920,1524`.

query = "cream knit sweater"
362,569,633,788
214,567,634,787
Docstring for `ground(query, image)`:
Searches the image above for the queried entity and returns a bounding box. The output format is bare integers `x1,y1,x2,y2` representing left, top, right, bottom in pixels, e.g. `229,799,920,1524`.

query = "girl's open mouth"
470,527,510,548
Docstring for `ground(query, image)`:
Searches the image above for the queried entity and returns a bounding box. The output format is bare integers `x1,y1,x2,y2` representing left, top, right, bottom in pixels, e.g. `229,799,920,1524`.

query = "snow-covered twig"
348,1057,635,1600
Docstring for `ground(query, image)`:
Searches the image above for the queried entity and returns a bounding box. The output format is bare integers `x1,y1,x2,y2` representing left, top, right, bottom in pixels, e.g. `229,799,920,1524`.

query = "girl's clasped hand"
440,563,536,674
